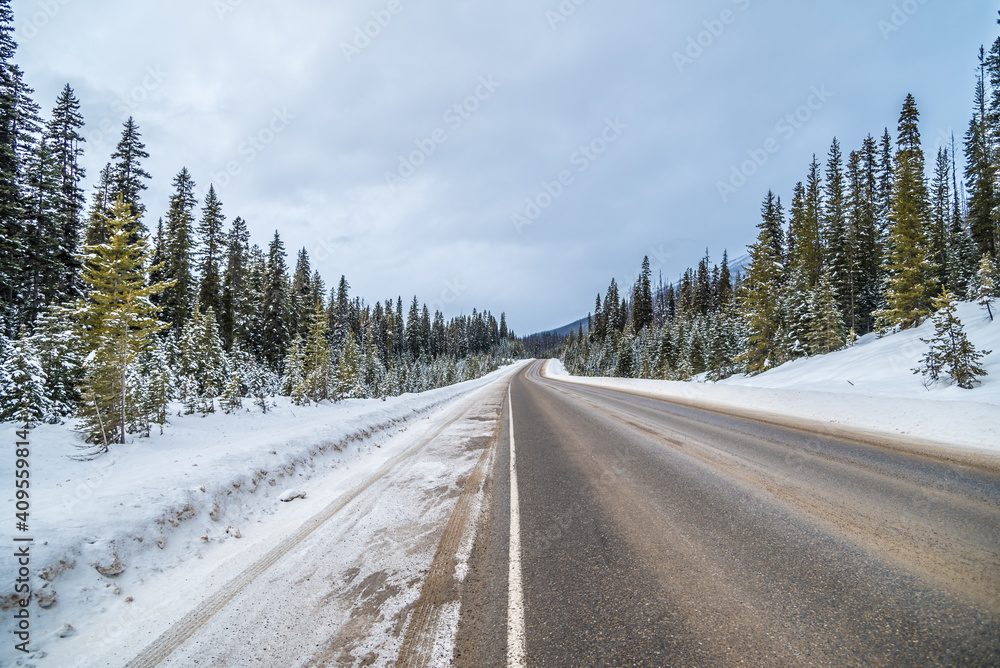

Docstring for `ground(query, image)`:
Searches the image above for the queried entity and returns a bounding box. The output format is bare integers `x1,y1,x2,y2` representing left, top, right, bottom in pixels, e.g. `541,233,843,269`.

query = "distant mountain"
522,317,590,356
728,252,751,276
536,316,590,339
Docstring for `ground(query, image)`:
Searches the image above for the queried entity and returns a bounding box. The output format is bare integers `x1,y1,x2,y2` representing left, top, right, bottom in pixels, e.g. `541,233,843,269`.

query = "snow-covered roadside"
1,362,525,664
545,302,1000,454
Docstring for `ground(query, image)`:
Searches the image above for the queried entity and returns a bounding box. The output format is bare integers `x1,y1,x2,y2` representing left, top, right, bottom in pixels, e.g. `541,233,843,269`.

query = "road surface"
453,361,1000,666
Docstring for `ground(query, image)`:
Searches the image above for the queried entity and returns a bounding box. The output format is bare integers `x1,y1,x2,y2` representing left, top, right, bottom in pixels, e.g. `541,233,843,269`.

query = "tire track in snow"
124,399,489,668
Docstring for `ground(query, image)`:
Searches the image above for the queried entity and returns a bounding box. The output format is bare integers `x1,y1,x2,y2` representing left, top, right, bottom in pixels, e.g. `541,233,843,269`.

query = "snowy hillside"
547,301,1000,453
721,301,1000,404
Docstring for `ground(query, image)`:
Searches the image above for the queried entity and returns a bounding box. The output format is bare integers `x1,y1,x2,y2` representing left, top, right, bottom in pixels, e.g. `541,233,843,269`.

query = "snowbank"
0,364,520,649
546,302,1000,454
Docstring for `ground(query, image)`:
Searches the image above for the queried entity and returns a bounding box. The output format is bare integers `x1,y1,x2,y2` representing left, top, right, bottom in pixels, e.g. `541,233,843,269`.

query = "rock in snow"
279,489,307,502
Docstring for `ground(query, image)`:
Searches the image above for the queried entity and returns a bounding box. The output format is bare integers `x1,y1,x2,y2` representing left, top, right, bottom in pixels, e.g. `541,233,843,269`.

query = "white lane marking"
507,385,527,667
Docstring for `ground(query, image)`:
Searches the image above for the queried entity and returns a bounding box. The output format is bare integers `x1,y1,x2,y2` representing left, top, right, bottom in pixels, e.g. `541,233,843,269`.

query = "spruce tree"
83,164,114,246
788,178,822,288
27,303,82,417
632,256,654,331
19,134,61,326
328,275,350,354
261,231,290,369
335,329,362,400
133,341,171,435
806,269,846,355
406,296,422,358
109,117,150,233
965,50,997,260
928,148,952,288
824,138,856,330
739,196,786,373
197,185,225,314
44,84,86,302
161,169,197,330
220,216,250,350
302,300,334,402
947,136,978,297
0,0,21,329
878,95,938,330
289,248,313,341
913,290,990,389
760,190,786,262
847,142,881,334
877,128,895,235
0,333,54,425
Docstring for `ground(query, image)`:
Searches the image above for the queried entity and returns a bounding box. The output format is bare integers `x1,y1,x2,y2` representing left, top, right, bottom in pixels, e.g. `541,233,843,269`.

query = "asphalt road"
453,361,1000,667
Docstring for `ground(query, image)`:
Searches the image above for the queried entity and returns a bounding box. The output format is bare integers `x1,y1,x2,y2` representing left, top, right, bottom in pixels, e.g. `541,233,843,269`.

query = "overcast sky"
11,0,997,334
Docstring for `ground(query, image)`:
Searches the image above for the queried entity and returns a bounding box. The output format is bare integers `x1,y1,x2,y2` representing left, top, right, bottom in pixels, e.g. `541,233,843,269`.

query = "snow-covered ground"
1,362,525,666
547,301,1000,454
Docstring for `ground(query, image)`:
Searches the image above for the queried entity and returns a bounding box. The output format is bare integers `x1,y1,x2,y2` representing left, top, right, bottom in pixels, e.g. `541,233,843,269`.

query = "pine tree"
45,84,86,301
73,198,172,449
302,300,334,402
219,374,243,414
914,290,990,389
977,255,997,321
161,169,197,330
878,95,938,330
109,117,150,233
197,185,226,314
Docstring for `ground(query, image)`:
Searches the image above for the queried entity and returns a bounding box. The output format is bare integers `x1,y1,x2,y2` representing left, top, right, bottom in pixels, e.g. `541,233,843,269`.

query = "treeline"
0,1,521,449
564,19,1000,384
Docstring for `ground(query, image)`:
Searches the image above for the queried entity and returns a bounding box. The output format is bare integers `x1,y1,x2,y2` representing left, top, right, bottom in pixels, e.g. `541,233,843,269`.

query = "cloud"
12,0,996,333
